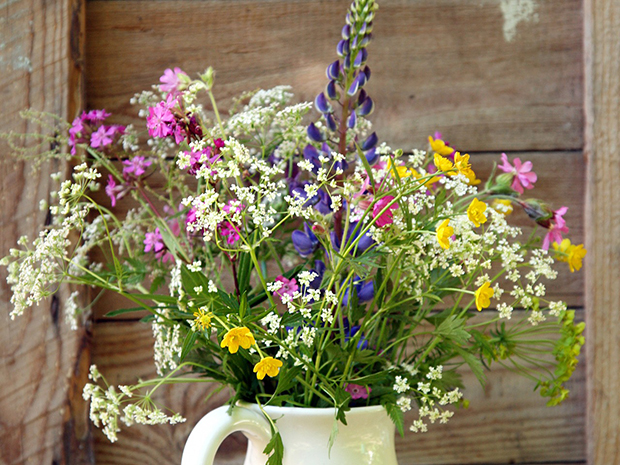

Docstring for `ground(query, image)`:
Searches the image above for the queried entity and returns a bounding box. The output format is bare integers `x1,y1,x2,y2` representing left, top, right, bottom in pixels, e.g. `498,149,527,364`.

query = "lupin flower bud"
315,92,332,114
326,61,340,81
347,72,367,96
325,113,338,132
363,64,371,81
326,80,340,100
353,51,364,68
342,25,351,39
358,96,374,116
307,123,325,142
347,111,357,129
361,132,378,151
365,147,379,165
337,40,350,58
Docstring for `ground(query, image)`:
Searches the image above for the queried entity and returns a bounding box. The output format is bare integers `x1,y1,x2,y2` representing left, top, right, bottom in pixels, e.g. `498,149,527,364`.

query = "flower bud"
361,131,378,151
358,96,374,116
519,199,553,227
315,92,331,114
199,67,215,91
347,111,357,129
326,80,340,100
326,60,341,81
307,123,325,142
365,147,379,165
325,113,338,132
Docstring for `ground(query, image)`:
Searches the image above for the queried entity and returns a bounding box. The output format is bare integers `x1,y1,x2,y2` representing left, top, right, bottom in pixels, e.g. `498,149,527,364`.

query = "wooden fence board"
584,0,620,462
0,0,91,463
85,0,583,152
91,310,585,464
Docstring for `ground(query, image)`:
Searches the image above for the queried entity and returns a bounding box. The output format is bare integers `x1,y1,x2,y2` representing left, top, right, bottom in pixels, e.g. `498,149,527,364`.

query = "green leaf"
263,431,284,465
454,347,486,386
180,330,199,363
433,315,471,345
104,307,145,318
383,401,405,437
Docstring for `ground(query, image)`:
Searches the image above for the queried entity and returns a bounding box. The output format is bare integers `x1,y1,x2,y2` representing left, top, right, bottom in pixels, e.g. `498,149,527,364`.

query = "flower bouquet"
2,0,585,463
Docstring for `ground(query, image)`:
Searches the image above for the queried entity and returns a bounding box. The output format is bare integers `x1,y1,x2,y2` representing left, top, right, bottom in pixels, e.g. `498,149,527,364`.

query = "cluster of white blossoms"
83,365,185,443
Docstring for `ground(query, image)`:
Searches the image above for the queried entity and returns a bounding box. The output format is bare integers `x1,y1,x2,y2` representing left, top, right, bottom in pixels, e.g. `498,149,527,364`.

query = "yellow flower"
553,239,587,273
492,199,513,216
428,135,454,156
434,153,454,173
193,308,213,331
254,356,283,380
220,327,256,354
453,152,471,173
436,219,454,250
467,198,488,227
388,160,417,179
461,167,482,185
474,282,494,311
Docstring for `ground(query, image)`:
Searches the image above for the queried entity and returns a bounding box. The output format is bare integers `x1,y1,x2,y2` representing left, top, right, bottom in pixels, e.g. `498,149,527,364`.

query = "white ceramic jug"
181,402,398,465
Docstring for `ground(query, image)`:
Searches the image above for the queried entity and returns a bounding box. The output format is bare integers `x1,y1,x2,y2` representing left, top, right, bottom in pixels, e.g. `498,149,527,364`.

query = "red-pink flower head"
498,153,537,194
273,276,299,300
159,67,188,93
542,206,569,251
345,383,371,400
372,195,398,227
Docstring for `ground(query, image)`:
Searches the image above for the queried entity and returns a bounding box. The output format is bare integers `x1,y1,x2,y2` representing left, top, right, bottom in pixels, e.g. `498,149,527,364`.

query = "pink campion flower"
219,221,241,245
122,156,152,178
345,383,371,400
90,125,116,148
273,276,299,299
105,175,121,207
542,206,569,251
159,67,188,93
144,228,165,253
498,153,537,194
147,102,175,138
372,195,398,227
213,138,225,149
186,207,197,226
83,109,111,123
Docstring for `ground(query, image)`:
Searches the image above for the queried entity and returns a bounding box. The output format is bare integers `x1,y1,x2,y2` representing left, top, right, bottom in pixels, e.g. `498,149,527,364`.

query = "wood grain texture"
0,0,91,463
584,0,620,463
85,0,583,152
91,310,585,465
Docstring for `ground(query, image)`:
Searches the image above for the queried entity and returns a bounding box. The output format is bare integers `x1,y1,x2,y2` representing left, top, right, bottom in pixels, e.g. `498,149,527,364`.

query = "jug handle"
181,403,272,465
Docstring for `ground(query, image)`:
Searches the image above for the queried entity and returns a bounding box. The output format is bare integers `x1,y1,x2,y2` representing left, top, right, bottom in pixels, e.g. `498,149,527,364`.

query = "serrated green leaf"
433,315,471,345
454,347,486,386
383,402,405,437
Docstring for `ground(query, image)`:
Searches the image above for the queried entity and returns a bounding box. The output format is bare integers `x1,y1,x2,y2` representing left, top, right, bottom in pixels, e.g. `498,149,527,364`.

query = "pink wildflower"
219,221,241,245
105,175,124,207
542,206,569,251
372,195,398,227
144,228,164,253
90,125,116,148
147,103,175,138
159,67,187,93
498,153,537,194
186,208,197,226
83,109,111,123
345,383,371,400
122,156,152,178
273,276,299,299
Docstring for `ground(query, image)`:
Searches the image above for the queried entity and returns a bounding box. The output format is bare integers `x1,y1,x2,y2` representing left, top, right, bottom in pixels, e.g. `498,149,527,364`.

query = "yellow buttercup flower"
221,327,256,354
553,239,587,273
254,356,283,380
436,219,454,250
492,199,513,216
428,135,454,156
474,282,494,311
434,153,454,173
453,152,471,173
388,160,417,179
467,198,488,227
193,308,213,331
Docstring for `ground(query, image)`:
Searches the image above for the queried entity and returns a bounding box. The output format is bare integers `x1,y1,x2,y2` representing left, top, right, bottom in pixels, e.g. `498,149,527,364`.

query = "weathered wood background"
4,0,618,463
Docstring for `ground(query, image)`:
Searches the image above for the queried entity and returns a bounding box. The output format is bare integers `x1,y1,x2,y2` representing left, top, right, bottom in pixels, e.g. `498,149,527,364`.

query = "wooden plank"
0,0,91,463
91,311,585,464
584,0,620,463
85,0,583,152
87,150,585,321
